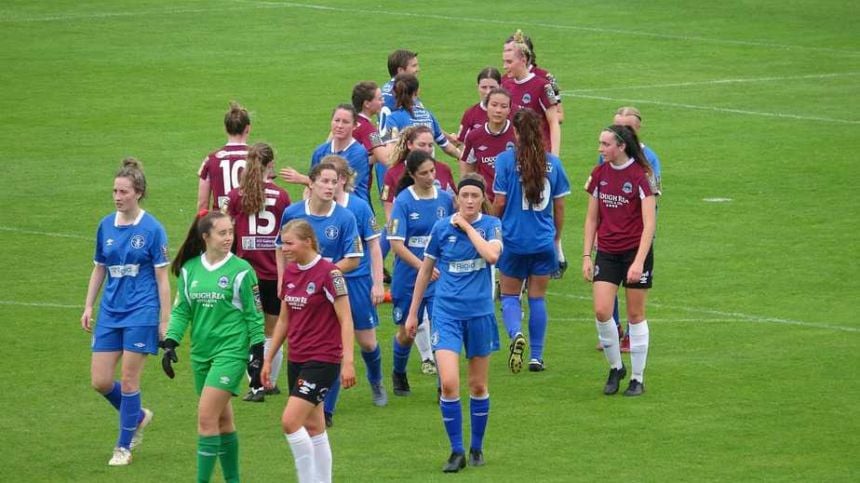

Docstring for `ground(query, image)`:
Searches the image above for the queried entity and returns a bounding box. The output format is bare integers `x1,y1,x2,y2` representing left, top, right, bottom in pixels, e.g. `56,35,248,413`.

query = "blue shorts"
431,313,500,359
392,296,432,326
92,324,159,355
497,246,557,280
346,276,379,331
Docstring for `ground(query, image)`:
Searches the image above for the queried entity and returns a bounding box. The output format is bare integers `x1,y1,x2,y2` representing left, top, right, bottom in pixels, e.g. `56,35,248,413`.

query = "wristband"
582,254,591,258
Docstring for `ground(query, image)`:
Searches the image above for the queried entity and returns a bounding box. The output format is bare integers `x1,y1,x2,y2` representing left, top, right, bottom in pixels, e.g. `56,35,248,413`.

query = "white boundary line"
547,291,858,333
2,1,857,56
564,72,860,94
0,226,90,240
563,93,860,125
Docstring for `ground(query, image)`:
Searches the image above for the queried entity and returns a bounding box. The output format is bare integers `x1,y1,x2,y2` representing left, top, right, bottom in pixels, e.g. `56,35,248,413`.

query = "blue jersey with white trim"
93,210,169,324
311,140,372,206
276,200,363,265
387,187,454,299
381,105,449,148
341,193,380,280
492,149,571,254
424,214,502,317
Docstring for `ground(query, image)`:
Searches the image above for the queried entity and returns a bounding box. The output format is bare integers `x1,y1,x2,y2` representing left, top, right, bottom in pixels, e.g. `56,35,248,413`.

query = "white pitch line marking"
547,292,858,333
564,93,860,125
0,226,90,240
564,72,860,94
703,198,733,203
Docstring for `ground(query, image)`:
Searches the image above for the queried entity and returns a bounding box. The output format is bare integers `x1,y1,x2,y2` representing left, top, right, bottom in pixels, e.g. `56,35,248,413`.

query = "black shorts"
258,279,281,316
594,248,654,289
287,360,340,405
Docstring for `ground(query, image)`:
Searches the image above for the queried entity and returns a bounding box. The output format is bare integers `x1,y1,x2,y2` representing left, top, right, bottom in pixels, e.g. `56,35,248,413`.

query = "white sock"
285,427,315,483
415,311,433,362
266,337,284,387
597,318,623,370
629,320,650,382
311,431,332,483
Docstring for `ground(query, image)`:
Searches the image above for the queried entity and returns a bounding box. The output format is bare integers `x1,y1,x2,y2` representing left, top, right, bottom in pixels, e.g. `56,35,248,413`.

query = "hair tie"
457,178,485,192
197,209,209,219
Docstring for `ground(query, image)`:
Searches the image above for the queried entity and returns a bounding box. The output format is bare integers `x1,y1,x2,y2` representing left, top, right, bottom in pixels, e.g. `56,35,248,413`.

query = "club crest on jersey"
477,228,486,239
522,93,532,104
437,207,446,219
622,182,633,194
393,307,403,322
218,276,229,288
324,225,339,240
306,282,316,295
130,235,145,249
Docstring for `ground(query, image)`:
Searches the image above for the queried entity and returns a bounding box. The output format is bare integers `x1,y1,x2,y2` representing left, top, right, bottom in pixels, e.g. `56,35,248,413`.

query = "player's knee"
91,377,113,394
468,381,488,397
119,376,140,394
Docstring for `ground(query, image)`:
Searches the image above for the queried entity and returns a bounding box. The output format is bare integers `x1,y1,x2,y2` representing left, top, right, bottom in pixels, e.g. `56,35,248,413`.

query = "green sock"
219,431,240,483
197,434,221,483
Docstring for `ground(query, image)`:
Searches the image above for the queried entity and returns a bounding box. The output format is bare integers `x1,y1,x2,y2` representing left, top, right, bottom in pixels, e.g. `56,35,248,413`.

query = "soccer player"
81,158,169,466
501,31,561,155
321,154,387,413
380,73,462,161
405,174,502,473
224,143,291,401
197,102,251,211
456,67,503,145
161,211,265,482
460,87,516,202
583,125,657,397
378,49,421,191
281,104,373,207
275,162,363,427
387,150,455,396
352,81,393,197
493,109,571,373
596,106,663,352
262,219,356,483
503,32,564,123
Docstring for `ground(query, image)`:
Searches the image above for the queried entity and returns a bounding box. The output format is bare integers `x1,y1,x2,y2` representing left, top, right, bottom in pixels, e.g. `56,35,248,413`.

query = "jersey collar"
114,209,145,227
484,119,511,136
298,254,322,271
201,251,233,272
304,199,336,217
513,72,536,85
610,158,636,170
329,139,356,154
408,185,439,200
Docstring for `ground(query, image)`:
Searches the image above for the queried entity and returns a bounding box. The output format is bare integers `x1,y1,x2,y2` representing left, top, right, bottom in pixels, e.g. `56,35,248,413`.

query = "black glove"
551,260,568,279
248,342,265,388
160,338,179,379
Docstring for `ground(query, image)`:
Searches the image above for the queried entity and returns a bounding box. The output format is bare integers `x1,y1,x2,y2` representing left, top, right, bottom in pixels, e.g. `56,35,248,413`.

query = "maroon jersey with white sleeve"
280,256,347,364
198,143,248,210
502,73,558,152
460,120,516,202
456,102,488,143
226,182,291,280
585,159,654,254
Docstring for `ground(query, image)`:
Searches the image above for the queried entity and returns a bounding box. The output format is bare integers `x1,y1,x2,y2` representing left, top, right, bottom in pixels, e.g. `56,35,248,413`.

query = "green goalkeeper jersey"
167,253,265,362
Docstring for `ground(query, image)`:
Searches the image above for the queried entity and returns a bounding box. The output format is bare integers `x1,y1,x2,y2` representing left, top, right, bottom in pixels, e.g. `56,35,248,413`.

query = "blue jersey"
425,214,502,318
379,77,396,129
276,200,363,265
311,140,372,207
387,187,454,300
381,105,449,148
340,193,381,279
93,210,169,326
493,149,571,254
598,143,662,195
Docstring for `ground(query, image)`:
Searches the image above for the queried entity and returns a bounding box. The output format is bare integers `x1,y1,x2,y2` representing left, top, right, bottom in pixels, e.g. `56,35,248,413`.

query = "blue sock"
440,398,464,454
361,344,383,385
528,297,548,361
613,296,620,329
118,391,141,449
323,376,341,416
392,337,411,375
470,395,490,452
501,295,522,339
101,381,122,411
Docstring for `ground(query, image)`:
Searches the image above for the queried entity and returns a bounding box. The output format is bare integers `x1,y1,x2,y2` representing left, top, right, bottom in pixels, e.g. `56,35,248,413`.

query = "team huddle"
80,30,661,481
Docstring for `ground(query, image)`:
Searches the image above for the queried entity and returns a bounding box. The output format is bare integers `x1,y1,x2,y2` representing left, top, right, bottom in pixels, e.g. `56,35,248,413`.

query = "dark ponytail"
393,73,419,115
396,150,435,195
171,211,230,277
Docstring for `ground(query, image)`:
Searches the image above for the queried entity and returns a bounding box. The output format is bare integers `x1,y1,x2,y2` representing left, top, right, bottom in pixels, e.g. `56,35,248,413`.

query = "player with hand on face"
262,219,356,483
162,211,265,482
82,158,170,466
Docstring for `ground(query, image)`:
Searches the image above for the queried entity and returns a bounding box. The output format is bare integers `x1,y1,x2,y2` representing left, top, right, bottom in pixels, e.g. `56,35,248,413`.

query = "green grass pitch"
0,0,858,481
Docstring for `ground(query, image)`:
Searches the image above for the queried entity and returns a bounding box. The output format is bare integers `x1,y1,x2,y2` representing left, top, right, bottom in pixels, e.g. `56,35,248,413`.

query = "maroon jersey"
530,65,561,103
381,161,457,204
198,143,249,210
502,73,558,152
281,256,347,364
456,102,488,143
585,160,654,254
354,113,383,192
460,121,516,203
226,183,291,280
